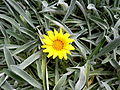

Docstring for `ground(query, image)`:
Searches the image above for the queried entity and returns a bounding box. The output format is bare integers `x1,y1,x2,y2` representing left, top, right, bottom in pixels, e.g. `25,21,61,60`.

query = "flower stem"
42,55,47,90
55,59,59,84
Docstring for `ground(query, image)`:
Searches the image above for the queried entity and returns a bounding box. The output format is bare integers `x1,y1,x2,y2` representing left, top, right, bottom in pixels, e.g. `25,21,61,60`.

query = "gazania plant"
0,0,120,90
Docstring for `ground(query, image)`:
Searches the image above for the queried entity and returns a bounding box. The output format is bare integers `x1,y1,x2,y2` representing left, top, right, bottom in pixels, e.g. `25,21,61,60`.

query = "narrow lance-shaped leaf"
6,30,27,43
114,18,120,30
103,6,114,25
88,37,105,60
36,60,42,79
0,23,8,38
88,15,108,30
12,40,37,56
6,0,35,28
18,51,41,69
1,81,14,90
90,71,113,76
74,40,90,59
75,66,86,90
63,0,77,22
20,27,36,39
109,59,120,69
0,44,20,50
76,1,87,20
3,46,15,68
44,14,73,34
53,75,67,90
68,80,74,90
96,37,120,58
0,14,20,29
0,75,8,86
0,14,35,39
10,65,42,89
114,0,120,8
102,82,112,90
4,69,25,82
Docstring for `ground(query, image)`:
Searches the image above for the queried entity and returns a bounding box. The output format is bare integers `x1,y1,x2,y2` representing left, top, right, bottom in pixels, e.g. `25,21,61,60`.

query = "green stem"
42,55,47,90
85,60,90,87
55,59,59,84
86,37,106,87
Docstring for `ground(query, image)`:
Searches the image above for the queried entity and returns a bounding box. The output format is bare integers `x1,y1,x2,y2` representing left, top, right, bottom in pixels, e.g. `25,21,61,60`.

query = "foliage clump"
0,0,120,90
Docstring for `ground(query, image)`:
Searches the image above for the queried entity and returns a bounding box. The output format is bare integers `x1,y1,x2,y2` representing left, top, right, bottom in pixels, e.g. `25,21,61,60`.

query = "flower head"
41,28,75,60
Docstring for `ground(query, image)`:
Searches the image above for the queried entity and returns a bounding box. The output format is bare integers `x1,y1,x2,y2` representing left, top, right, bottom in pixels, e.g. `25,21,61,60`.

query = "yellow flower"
41,28,75,60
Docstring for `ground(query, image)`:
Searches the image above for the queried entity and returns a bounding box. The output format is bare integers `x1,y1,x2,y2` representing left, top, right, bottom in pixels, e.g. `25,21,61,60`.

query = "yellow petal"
57,33,64,40
66,50,71,55
53,50,58,59
58,51,63,59
64,45,75,50
63,54,67,60
62,49,71,55
47,31,55,40
58,28,64,37
43,34,53,42
66,38,74,43
64,33,70,38
54,28,58,36
41,45,47,48
47,52,53,58
43,46,53,52
42,39,53,45
60,27,63,34
43,49,49,52
61,50,68,60
43,34,49,39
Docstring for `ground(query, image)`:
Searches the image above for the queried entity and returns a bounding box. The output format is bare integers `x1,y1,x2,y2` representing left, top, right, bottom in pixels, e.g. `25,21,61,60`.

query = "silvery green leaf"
10,65,42,89
75,66,86,90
